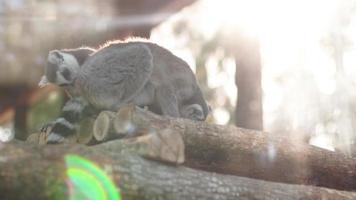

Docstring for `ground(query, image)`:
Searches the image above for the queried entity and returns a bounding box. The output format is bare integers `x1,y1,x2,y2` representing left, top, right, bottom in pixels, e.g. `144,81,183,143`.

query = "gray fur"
76,43,154,110
42,39,209,121
180,104,204,121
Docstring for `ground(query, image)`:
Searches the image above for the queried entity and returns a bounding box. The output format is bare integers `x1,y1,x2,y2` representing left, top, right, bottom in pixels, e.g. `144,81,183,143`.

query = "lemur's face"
39,50,80,88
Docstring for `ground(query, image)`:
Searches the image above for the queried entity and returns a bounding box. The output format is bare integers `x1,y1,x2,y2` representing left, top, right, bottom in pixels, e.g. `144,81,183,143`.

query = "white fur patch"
61,53,80,74
47,51,80,85
55,117,75,130
47,133,65,143
62,100,84,113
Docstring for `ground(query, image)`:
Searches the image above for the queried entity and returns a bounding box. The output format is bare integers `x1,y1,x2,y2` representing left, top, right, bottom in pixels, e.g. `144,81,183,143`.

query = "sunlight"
202,0,354,151
152,0,356,151
203,0,337,38
310,134,335,151
48,91,60,103
0,126,14,142
206,0,267,36
213,108,230,125
206,52,236,106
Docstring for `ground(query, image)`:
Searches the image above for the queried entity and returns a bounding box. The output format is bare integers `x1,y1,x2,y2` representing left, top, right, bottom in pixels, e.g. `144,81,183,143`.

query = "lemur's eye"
62,68,71,81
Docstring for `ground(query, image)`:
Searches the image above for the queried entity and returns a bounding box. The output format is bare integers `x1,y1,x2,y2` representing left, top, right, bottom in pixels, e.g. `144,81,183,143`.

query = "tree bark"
13,86,31,140
84,107,356,191
1,141,356,200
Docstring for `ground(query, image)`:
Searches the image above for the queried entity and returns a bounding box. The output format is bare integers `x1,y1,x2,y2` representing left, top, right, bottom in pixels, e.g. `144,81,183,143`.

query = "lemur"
39,39,209,143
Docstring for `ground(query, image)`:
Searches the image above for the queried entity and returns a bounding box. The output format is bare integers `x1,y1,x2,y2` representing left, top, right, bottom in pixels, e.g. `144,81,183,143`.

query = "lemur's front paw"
40,122,54,134
39,118,76,144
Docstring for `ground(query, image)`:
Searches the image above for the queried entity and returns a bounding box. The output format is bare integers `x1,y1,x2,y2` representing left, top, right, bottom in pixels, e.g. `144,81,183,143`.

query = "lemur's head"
39,47,95,88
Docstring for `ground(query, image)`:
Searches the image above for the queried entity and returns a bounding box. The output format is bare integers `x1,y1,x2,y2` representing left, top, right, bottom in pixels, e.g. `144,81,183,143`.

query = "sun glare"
0,126,14,142
204,0,339,39
201,0,355,151
152,0,356,151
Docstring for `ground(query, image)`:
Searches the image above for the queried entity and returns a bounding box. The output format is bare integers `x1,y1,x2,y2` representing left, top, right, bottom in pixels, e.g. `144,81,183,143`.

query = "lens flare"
65,154,121,200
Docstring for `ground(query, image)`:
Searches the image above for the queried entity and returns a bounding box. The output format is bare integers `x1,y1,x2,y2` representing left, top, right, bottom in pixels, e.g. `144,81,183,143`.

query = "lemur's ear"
62,47,95,65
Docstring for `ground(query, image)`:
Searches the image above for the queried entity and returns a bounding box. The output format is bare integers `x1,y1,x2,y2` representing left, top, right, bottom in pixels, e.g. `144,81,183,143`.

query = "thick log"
1,141,355,200
93,108,147,141
93,111,118,141
77,116,97,145
91,107,356,191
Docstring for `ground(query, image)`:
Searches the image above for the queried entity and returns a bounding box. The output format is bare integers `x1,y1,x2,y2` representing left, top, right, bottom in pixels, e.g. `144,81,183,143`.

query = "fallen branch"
91,106,356,191
27,106,356,191
1,141,356,200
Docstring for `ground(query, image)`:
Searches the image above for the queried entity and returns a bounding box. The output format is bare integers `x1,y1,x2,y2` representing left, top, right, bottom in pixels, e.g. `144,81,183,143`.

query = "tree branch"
91,107,356,191
1,141,356,200
27,106,356,191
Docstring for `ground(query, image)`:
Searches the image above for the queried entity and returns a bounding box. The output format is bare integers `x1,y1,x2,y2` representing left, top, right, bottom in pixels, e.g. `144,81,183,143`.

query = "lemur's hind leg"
156,86,180,118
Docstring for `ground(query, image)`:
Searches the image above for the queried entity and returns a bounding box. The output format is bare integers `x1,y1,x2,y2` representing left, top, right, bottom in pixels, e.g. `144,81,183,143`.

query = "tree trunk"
13,86,30,140
234,36,263,130
1,141,356,200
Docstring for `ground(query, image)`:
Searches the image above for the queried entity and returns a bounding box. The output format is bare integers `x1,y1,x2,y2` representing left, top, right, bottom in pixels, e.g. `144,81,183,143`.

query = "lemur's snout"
45,61,58,82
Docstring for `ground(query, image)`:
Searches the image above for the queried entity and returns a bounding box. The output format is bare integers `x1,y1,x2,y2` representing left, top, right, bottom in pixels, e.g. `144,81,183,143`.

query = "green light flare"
65,154,121,200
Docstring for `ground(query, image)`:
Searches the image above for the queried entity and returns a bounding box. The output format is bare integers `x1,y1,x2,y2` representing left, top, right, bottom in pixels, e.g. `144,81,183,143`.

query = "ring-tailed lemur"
39,39,209,143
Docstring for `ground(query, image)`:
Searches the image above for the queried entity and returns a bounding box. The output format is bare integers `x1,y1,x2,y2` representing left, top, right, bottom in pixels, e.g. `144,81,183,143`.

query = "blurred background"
0,0,355,156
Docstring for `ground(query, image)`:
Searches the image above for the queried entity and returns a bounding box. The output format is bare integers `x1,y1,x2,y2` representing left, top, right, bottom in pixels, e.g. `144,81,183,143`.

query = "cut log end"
114,105,136,134
77,117,97,145
93,111,113,141
134,129,185,164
